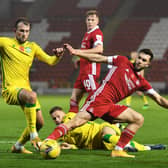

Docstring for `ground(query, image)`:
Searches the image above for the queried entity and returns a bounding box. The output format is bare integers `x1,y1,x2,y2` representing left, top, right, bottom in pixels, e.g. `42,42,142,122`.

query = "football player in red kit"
46,45,168,158
69,10,103,113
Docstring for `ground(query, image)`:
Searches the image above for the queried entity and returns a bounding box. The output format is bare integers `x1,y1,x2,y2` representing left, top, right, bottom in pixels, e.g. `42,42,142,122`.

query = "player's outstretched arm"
35,44,64,66
148,92,168,108
64,43,107,63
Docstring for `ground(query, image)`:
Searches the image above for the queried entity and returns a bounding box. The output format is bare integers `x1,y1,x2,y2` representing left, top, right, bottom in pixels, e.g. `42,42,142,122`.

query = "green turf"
0,95,168,168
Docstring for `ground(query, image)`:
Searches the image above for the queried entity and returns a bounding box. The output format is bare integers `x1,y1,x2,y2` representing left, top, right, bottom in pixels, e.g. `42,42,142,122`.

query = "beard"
16,36,27,44
133,63,143,72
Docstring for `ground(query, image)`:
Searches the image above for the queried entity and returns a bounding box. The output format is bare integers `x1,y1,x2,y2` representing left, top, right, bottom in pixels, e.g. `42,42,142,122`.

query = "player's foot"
11,145,32,154
111,150,135,158
30,136,42,151
148,144,166,150
142,104,149,110
124,147,138,152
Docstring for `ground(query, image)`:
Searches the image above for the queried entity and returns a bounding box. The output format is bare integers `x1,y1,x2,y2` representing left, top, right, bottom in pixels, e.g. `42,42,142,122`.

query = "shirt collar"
87,25,99,34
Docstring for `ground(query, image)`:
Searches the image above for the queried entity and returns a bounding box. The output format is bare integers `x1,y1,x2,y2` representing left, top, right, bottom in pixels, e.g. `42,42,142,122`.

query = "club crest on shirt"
17,46,32,53
25,47,32,53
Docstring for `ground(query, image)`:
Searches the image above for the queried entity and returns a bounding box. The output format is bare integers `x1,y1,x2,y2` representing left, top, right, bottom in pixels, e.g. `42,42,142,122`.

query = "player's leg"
2,87,37,153
111,108,144,158
47,110,92,140
142,95,149,109
124,140,151,152
136,91,149,109
36,109,44,131
11,127,33,154
12,109,44,153
101,126,120,147
125,96,132,107
19,89,41,148
35,99,44,131
69,88,85,113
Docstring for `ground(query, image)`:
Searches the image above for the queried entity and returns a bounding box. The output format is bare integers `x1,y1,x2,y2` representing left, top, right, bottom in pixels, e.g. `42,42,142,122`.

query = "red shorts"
74,74,99,93
81,92,127,122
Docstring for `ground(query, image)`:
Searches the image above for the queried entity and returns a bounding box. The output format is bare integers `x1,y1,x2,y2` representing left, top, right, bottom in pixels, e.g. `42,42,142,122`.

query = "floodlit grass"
0,95,168,168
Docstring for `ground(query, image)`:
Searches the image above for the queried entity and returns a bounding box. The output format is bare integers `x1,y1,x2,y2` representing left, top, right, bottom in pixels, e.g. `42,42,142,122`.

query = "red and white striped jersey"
92,55,153,103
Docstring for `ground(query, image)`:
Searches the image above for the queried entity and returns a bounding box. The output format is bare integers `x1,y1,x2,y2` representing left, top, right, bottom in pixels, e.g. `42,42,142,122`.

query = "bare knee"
134,113,144,127
28,91,37,104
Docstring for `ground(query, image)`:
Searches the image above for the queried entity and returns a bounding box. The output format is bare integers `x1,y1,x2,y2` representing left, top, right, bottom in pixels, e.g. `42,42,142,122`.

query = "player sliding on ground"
49,106,166,152
43,44,168,158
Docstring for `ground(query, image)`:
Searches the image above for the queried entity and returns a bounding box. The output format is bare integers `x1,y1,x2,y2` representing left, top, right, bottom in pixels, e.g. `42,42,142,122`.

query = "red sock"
69,99,78,113
47,124,68,140
116,128,135,148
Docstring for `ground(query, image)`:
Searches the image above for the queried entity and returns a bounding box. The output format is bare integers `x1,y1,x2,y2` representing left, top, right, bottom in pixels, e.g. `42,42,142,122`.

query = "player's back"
62,112,101,149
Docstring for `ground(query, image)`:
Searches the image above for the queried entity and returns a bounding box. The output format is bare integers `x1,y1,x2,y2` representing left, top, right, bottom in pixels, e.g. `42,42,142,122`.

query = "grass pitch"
0,95,168,168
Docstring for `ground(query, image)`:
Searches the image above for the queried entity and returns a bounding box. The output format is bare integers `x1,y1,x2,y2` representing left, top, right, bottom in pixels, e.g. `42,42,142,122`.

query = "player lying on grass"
49,106,166,152
43,44,168,158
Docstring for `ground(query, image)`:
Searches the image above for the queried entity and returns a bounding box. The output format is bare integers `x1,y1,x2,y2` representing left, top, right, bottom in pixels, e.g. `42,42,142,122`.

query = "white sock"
115,145,123,151
125,143,132,148
30,132,38,140
14,142,24,150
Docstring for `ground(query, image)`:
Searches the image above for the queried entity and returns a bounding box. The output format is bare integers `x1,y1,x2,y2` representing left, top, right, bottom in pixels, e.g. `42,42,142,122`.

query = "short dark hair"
139,48,154,61
14,17,31,29
49,106,63,115
86,10,99,18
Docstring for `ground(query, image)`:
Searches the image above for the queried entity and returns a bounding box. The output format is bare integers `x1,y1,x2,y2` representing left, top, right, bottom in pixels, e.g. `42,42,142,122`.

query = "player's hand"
60,142,73,149
64,43,76,55
53,48,64,57
30,136,42,151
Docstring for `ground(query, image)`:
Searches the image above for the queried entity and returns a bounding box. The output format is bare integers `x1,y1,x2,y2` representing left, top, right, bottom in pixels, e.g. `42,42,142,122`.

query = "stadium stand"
104,0,168,91
0,0,168,91
31,0,122,88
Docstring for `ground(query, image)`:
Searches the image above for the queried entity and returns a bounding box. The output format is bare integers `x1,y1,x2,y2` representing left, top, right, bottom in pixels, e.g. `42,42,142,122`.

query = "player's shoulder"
27,41,38,46
92,27,103,35
63,112,76,123
0,37,13,42
0,36,8,40
116,55,129,62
